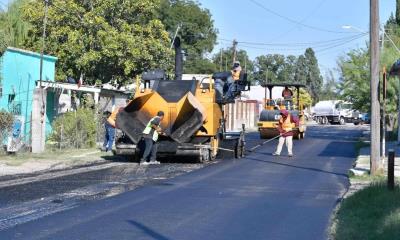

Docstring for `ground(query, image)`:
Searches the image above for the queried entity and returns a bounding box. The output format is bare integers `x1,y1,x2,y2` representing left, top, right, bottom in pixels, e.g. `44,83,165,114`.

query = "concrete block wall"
223,100,259,131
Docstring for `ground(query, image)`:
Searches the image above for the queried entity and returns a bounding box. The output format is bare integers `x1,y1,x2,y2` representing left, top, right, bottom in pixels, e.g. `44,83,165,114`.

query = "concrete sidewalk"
350,141,400,177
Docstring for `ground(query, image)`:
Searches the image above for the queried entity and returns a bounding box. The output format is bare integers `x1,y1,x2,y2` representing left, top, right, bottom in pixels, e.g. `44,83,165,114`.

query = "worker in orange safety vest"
273,109,299,157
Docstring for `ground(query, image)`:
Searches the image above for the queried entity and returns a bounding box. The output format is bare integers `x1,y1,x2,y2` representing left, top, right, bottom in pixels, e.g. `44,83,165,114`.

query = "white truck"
313,100,362,125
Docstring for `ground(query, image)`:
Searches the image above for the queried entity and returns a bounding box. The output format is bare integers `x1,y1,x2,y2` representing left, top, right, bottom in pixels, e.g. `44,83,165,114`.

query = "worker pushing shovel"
272,109,299,157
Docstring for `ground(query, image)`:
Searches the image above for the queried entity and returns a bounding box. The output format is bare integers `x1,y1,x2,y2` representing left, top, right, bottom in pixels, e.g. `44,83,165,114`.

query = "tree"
213,47,254,81
293,88,313,109
294,55,307,84
253,54,286,84
303,48,323,102
0,110,14,145
21,0,172,86
397,0,400,25
254,54,298,85
184,57,217,74
319,69,339,101
159,0,218,74
0,0,30,49
337,48,370,112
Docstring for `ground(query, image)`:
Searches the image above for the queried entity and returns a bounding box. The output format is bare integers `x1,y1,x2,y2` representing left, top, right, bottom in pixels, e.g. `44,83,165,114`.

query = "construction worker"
282,86,293,99
140,111,165,165
231,61,242,81
225,61,242,102
282,86,294,110
273,109,299,157
102,107,123,152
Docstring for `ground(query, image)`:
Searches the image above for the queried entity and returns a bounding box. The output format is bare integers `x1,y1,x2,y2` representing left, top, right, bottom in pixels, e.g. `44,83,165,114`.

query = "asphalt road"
0,124,367,240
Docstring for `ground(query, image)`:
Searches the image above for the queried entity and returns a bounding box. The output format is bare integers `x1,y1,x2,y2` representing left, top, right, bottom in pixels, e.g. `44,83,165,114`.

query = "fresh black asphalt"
0,125,365,240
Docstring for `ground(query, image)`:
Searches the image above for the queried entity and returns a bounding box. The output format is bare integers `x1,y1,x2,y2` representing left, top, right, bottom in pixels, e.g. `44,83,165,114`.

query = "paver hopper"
115,75,247,162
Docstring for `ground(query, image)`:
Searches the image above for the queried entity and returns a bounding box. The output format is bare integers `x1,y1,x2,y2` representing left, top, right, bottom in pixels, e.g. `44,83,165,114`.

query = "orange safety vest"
279,114,292,132
231,70,241,81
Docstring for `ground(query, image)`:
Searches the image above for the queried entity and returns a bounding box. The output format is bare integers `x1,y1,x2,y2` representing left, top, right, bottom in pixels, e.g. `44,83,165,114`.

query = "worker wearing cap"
231,61,242,81
282,86,293,99
225,61,242,102
102,107,123,152
140,111,165,165
273,109,299,157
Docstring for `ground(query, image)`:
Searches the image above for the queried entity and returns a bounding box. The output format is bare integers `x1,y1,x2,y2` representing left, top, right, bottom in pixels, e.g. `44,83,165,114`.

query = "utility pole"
232,39,238,64
39,0,49,87
370,0,381,174
170,23,182,49
382,68,387,162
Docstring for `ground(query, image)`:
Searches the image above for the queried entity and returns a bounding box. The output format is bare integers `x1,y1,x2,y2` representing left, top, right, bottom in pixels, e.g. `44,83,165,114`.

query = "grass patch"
0,148,105,166
332,181,400,240
354,140,370,154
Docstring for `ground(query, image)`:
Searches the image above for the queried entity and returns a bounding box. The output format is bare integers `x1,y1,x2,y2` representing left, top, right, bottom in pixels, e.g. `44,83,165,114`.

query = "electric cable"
248,0,353,34
219,33,367,47
271,0,328,41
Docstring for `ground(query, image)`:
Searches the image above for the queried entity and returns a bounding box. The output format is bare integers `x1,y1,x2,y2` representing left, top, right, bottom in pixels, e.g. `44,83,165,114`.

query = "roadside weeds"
0,149,116,177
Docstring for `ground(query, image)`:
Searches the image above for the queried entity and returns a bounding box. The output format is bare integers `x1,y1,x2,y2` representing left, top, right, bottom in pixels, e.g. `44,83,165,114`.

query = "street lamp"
341,25,369,34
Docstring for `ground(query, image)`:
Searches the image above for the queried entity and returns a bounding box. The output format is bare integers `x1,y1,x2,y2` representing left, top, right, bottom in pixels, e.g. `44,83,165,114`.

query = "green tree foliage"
49,108,96,148
0,110,14,145
397,0,400,25
338,3,400,115
0,0,30,49
159,0,218,74
293,88,313,108
22,0,172,86
294,55,307,84
303,48,323,101
337,48,371,112
213,47,254,81
253,50,322,103
254,54,286,84
184,57,217,74
319,70,339,101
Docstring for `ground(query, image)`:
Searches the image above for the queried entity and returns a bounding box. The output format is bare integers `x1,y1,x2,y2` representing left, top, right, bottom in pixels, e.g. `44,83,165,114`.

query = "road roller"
257,83,307,139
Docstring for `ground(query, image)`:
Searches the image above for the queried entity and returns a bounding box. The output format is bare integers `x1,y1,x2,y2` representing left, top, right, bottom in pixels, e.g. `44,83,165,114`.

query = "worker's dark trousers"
142,138,158,161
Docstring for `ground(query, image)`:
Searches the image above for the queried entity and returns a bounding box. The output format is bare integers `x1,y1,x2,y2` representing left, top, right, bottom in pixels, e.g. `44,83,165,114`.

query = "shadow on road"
246,156,349,178
317,142,356,158
127,220,171,240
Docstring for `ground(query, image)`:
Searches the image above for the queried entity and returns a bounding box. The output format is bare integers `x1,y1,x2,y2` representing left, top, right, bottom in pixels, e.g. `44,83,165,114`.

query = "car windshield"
341,104,352,110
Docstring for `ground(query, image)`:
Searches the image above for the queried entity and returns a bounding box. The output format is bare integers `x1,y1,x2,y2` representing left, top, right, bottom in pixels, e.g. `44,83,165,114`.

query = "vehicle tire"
354,121,360,125
339,117,345,125
317,117,322,124
322,117,328,125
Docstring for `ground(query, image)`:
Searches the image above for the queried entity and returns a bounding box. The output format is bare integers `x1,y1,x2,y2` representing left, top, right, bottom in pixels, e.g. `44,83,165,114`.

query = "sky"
197,0,396,76
0,0,396,78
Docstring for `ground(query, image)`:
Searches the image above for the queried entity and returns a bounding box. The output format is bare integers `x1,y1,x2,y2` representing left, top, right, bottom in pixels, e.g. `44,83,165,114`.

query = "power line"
248,0,353,34
233,33,367,55
315,34,368,53
271,0,328,40
219,33,367,47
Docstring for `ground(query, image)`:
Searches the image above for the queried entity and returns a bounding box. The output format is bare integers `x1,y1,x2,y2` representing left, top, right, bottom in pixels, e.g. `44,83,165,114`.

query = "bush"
49,108,96,148
0,110,14,145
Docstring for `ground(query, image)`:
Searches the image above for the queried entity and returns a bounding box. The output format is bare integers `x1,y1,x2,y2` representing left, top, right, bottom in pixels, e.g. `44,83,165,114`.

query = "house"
0,47,57,148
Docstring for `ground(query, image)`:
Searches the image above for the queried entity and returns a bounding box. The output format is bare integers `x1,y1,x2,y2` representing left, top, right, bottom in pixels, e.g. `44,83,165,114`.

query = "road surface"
0,124,366,240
